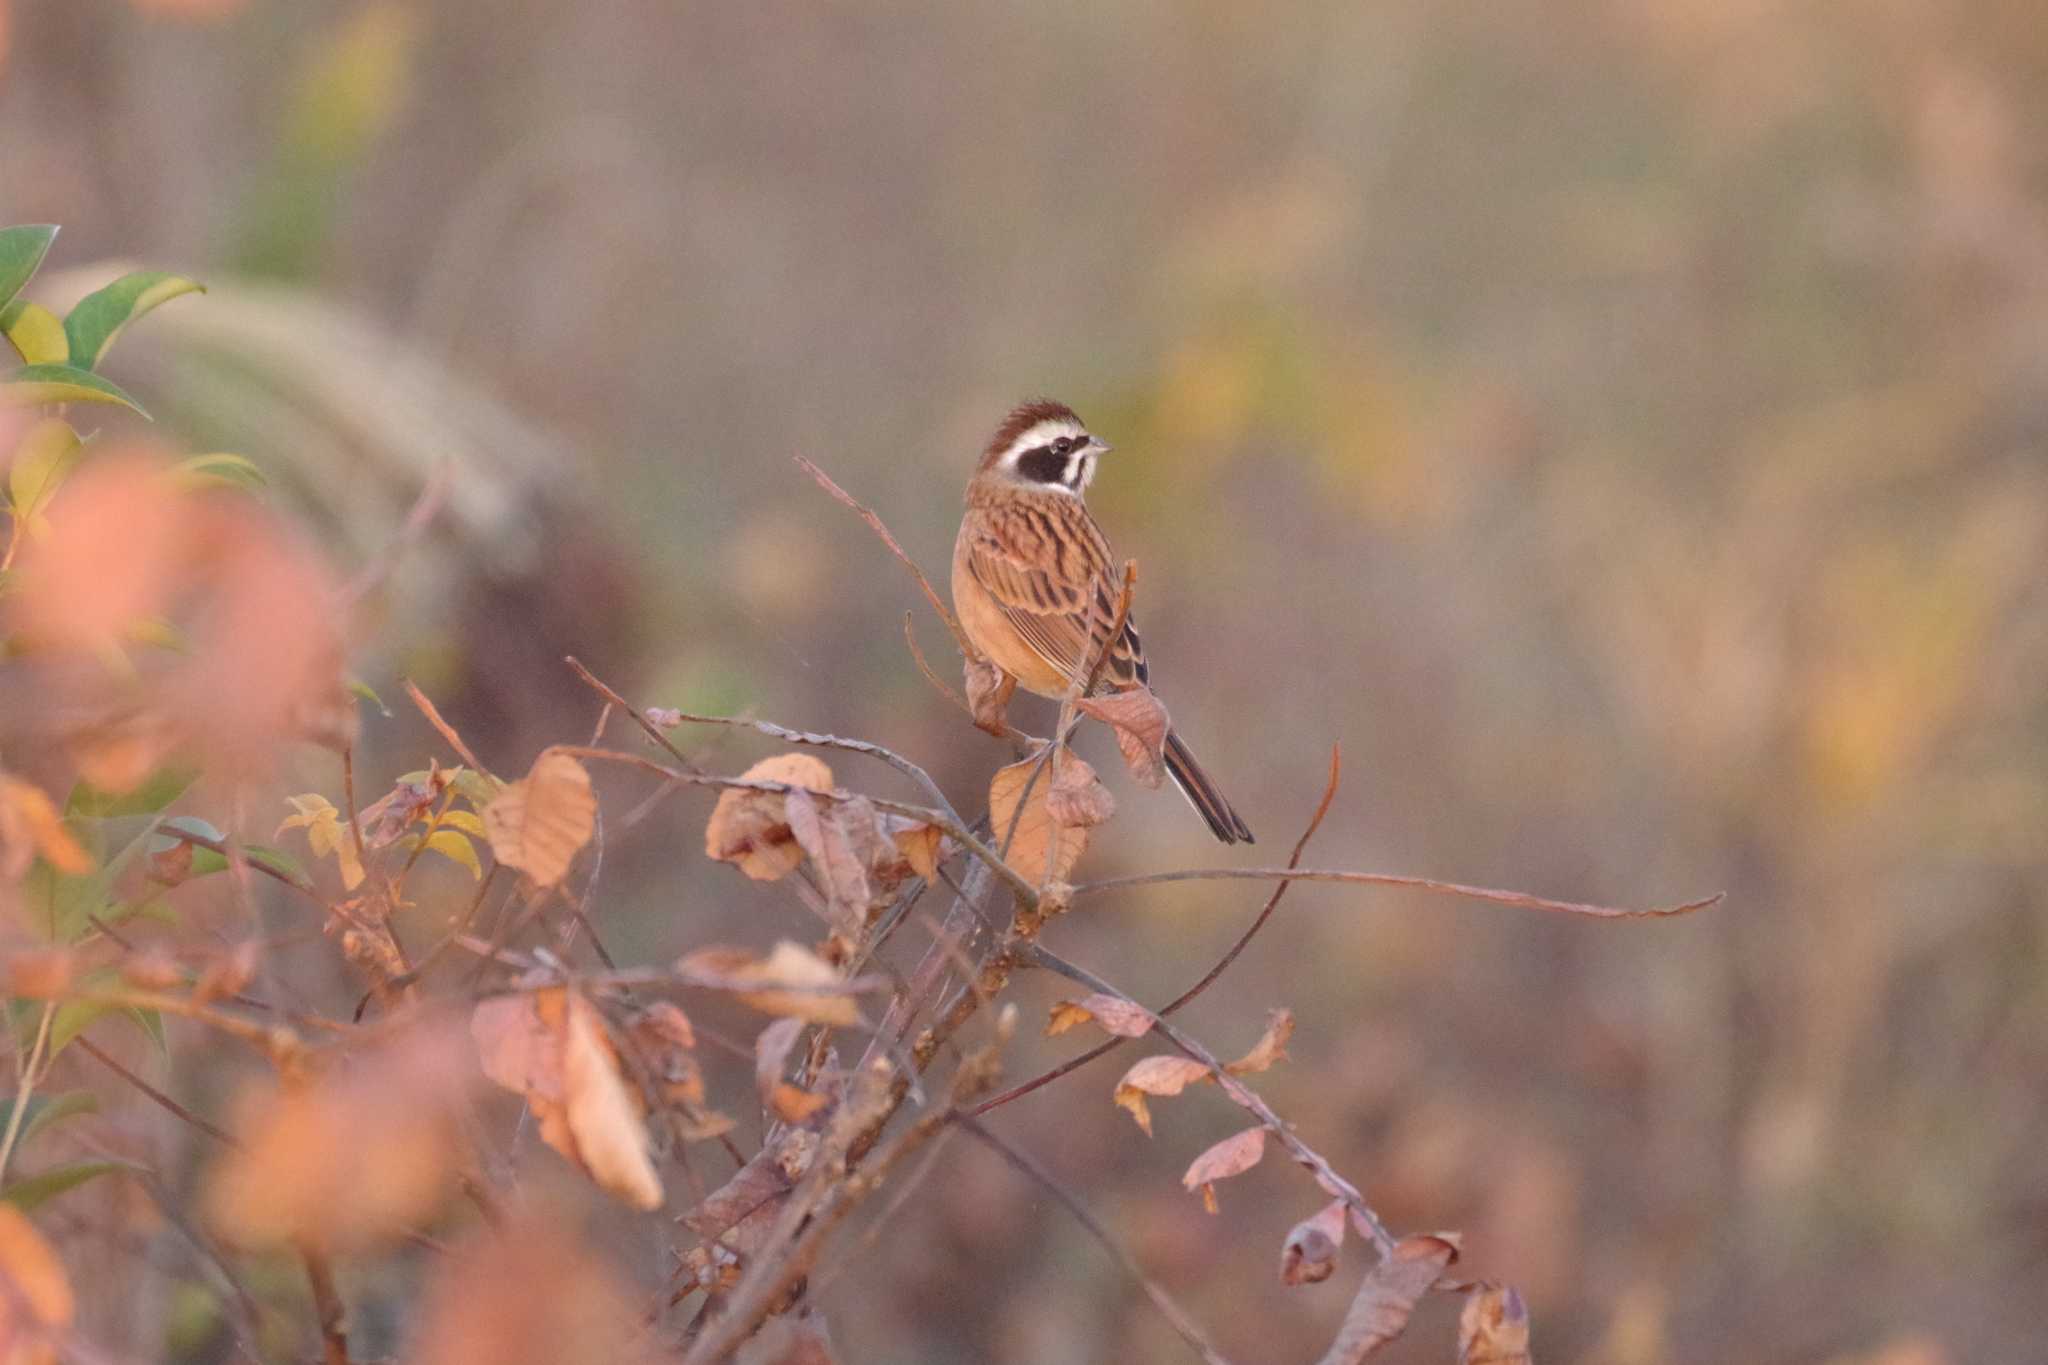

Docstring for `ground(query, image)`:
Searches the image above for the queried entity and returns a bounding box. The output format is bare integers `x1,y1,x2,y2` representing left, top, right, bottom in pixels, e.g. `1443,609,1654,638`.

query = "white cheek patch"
1067,452,1098,492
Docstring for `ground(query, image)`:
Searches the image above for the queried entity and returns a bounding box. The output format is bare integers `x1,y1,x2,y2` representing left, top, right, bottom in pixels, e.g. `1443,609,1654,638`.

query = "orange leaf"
989,749,1088,884
890,819,945,881
1459,1284,1532,1365
483,750,596,888
0,1204,73,1363
1046,993,1154,1040
677,941,861,1027
1112,1054,1213,1136
703,753,833,881
1076,685,1171,790
1182,1126,1267,1213
559,988,663,1210
1226,1007,1295,1075
964,655,1015,736
0,776,91,878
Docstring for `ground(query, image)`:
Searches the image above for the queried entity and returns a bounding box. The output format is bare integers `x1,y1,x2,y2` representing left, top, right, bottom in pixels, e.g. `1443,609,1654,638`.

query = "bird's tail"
1162,730,1254,845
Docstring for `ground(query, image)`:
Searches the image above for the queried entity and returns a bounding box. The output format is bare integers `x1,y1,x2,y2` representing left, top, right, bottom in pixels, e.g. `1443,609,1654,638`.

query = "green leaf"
0,226,59,311
0,1091,98,1149
62,271,203,371
347,677,390,715
67,766,197,819
2,363,150,419
0,300,69,366
422,828,482,879
169,452,265,493
1,1159,145,1212
6,417,82,523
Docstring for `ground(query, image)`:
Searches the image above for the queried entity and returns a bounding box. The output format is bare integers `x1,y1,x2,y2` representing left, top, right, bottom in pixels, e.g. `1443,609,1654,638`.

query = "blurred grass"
4,0,2046,1360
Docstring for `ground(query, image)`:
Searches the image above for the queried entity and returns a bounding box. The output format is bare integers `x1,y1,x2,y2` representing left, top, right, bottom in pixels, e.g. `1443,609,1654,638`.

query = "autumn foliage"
0,223,1725,1364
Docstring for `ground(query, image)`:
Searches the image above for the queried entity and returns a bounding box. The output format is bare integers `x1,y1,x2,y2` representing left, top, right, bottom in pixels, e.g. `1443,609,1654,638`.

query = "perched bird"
951,399,1254,844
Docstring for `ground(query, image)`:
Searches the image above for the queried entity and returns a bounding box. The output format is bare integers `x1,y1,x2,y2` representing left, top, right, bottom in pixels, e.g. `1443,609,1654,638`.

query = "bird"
951,399,1254,844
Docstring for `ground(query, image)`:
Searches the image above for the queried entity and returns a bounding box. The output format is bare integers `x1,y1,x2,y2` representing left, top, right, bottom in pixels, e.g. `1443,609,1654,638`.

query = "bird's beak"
1087,437,1113,455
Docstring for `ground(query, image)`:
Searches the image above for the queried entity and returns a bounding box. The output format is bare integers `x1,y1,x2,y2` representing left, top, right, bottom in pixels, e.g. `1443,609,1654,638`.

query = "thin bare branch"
960,1117,1237,1365
794,454,977,661
1076,867,1724,920
403,679,493,778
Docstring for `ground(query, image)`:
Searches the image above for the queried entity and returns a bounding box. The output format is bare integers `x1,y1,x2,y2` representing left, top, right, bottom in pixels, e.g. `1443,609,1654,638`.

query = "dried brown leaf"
1183,1126,1268,1213
1112,1054,1213,1136
1046,992,1154,1039
1077,685,1171,790
483,749,596,888
964,655,1015,736
683,1147,796,1256
703,753,833,881
559,988,664,1210
785,790,892,928
754,1016,805,1100
1047,752,1116,828
0,1204,73,1365
989,750,1088,884
889,819,945,881
1282,1200,1350,1286
1315,1234,1459,1365
1227,1007,1296,1075
1458,1284,1531,1365
677,940,861,1027
472,989,663,1209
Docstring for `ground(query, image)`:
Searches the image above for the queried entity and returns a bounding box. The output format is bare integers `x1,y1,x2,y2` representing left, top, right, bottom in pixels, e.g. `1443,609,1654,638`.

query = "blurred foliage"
0,0,2045,1361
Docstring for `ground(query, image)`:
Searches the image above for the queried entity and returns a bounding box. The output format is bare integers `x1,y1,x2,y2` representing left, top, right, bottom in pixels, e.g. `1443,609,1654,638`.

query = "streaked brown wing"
964,502,1148,693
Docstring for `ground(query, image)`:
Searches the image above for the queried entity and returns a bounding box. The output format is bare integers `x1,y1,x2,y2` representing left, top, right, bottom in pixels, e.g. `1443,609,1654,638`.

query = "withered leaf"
1046,993,1154,1040
754,1016,805,1100
677,940,861,1027
889,819,945,881
483,750,596,888
964,655,1015,737
1458,1284,1531,1365
683,1147,795,1256
1112,1055,1213,1137
1317,1234,1459,1365
1183,1125,1268,1213
471,989,663,1210
703,753,833,881
1076,686,1171,790
0,777,90,878
559,989,664,1211
277,793,365,890
1227,1008,1296,1075
0,1204,74,1362
989,749,1088,885
785,789,892,929
205,1029,470,1254
1281,1200,1350,1286
1047,752,1116,828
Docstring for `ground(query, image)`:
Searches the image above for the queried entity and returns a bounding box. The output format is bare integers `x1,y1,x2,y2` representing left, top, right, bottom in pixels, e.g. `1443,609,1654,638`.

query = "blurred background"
6,1,2047,1361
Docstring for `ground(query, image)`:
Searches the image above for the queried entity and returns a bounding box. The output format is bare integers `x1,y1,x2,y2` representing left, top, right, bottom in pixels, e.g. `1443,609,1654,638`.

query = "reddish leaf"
964,655,1015,736
1182,1126,1268,1213
1077,685,1171,790
1046,752,1116,828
